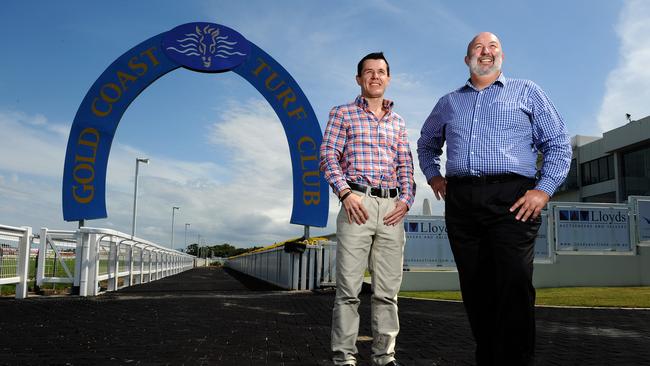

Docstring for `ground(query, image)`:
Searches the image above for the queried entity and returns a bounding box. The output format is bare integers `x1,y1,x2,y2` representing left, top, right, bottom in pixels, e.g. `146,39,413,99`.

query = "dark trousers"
445,176,540,366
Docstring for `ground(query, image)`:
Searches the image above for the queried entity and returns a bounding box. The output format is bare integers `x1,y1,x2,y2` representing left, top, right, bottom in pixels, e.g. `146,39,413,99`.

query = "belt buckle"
368,187,381,198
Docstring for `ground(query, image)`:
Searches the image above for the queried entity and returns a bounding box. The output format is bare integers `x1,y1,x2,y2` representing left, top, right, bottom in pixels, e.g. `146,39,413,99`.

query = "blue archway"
62,22,328,228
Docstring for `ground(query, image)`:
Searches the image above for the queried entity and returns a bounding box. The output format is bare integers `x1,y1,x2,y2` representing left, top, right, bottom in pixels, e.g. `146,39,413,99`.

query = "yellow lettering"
78,127,99,148
302,171,320,187
72,184,94,204
72,128,99,204
288,106,307,120
300,154,317,170
253,58,271,77
264,72,285,91
73,163,95,185
117,70,137,91
298,136,316,152
303,191,320,205
128,56,148,76
91,97,111,117
101,83,121,103
140,47,160,66
276,87,296,109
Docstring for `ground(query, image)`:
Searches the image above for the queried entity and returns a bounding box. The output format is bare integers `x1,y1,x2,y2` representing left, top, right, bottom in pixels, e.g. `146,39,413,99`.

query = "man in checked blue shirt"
417,32,571,366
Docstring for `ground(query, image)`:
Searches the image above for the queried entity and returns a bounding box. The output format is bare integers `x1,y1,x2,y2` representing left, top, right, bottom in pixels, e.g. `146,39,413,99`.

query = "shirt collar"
355,95,394,112
464,73,507,91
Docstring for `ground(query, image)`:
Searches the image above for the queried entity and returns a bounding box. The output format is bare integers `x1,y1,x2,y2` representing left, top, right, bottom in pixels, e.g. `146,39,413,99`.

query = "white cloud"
597,0,650,131
0,103,319,248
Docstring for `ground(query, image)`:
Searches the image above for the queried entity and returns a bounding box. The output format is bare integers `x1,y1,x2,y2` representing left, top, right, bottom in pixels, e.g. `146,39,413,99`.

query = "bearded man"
417,32,571,366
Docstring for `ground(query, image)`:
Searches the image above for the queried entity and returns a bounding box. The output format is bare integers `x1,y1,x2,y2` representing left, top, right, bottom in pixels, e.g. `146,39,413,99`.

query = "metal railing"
75,227,195,296
0,225,195,299
225,239,336,290
0,224,32,299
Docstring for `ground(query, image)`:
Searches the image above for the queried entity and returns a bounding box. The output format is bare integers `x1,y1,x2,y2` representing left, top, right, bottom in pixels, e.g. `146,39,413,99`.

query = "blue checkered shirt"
417,74,571,196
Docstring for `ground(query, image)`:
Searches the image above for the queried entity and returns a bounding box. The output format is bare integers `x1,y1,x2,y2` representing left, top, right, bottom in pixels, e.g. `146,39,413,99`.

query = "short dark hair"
357,52,390,77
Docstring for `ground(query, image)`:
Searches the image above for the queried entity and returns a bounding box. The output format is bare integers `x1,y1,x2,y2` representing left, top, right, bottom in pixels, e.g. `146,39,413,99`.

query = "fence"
0,224,32,299
227,196,650,291
0,225,195,299
225,239,336,290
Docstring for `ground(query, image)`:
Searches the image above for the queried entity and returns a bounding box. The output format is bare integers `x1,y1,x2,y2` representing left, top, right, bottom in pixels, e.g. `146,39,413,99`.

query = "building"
554,115,650,203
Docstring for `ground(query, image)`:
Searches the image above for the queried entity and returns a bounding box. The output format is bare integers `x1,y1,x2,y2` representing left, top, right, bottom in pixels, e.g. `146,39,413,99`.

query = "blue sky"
1,0,649,248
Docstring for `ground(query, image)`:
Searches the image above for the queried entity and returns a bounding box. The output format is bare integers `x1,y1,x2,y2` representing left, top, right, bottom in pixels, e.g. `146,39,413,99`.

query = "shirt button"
474,119,478,122
470,151,474,155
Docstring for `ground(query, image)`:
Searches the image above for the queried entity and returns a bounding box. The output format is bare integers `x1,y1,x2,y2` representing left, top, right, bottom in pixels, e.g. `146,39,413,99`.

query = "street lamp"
184,223,191,249
131,157,149,237
171,206,180,249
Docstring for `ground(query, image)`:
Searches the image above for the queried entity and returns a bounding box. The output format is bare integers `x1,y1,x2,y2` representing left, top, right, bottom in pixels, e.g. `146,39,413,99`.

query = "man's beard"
469,53,502,76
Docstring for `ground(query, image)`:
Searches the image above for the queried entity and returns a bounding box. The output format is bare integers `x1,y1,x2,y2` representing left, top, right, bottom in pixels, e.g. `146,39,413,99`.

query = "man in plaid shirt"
320,52,415,366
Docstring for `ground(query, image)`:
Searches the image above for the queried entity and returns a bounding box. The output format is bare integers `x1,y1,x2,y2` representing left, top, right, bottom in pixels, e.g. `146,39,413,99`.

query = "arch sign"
62,22,328,228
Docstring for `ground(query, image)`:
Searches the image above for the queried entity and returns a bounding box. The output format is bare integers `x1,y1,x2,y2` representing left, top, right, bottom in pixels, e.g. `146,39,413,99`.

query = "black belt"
446,173,531,185
347,181,399,198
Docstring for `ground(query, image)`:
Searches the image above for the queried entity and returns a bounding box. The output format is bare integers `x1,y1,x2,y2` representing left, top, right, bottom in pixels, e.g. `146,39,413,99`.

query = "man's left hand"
509,189,550,222
383,200,409,226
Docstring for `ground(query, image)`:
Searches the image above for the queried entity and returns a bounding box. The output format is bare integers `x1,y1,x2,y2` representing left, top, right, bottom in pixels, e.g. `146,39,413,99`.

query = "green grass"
399,287,650,308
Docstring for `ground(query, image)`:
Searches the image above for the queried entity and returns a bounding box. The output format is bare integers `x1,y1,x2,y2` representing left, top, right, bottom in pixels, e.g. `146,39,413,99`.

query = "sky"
1,0,649,249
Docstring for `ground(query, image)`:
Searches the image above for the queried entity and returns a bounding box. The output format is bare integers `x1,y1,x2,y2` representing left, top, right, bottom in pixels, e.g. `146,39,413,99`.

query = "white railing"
0,224,33,299
225,239,336,290
75,227,195,296
0,225,196,299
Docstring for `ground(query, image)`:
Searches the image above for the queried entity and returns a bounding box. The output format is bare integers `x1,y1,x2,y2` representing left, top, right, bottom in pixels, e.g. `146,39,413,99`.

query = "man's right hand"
428,176,447,200
341,190,369,224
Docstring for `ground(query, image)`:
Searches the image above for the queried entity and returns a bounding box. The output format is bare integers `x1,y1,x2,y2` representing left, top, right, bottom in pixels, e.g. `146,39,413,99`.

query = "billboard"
554,205,631,252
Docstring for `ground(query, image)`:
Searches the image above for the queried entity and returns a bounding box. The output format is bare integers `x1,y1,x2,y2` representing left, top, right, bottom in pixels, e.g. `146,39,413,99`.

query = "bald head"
465,32,504,78
467,32,502,57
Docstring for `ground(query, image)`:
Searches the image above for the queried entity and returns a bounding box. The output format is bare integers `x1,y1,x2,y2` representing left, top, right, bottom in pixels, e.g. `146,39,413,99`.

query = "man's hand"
428,176,447,200
509,189,550,222
341,190,369,225
384,200,408,226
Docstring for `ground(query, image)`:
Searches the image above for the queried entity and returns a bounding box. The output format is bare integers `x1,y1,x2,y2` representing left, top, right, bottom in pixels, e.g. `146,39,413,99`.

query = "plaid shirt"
320,96,415,208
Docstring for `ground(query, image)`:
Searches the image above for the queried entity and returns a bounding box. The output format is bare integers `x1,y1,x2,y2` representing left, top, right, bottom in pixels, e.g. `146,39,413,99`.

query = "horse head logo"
196,25,219,68
163,23,247,72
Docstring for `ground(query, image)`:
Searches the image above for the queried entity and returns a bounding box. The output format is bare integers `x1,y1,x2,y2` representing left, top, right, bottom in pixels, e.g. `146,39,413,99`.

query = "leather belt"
347,181,399,198
446,173,531,185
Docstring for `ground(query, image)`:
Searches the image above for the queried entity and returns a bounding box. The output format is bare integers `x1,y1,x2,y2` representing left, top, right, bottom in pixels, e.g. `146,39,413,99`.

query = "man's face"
465,33,503,77
356,59,390,98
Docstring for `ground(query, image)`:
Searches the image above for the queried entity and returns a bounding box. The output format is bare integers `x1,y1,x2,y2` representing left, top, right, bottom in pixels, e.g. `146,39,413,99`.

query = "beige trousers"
331,191,406,366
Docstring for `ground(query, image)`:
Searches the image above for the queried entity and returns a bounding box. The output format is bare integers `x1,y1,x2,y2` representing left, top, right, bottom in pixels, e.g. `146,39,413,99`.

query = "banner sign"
403,216,455,269
635,199,650,243
404,215,553,269
534,213,552,262
554,205,631,252
62,22,328,227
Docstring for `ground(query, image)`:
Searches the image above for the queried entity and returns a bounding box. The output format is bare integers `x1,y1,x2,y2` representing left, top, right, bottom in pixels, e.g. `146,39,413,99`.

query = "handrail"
225,239,336,290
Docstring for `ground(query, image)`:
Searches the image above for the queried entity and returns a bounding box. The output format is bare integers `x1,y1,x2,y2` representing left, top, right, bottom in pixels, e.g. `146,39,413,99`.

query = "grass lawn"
399,287,650,308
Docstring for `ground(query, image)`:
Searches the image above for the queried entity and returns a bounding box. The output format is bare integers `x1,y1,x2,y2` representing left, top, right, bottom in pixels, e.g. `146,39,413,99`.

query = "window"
622,147,650,197
580,155,615,186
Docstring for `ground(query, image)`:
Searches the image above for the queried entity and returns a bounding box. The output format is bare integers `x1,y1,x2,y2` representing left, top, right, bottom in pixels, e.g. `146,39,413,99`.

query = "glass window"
599,157,608,182
581,162,590,186
623,147,650,197
590,160,598,184
608,155,615,180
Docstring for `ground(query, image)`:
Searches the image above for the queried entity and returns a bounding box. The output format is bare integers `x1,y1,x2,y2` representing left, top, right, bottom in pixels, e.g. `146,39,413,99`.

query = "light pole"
171,206,180,249
131,157,149,238
184,223,190,250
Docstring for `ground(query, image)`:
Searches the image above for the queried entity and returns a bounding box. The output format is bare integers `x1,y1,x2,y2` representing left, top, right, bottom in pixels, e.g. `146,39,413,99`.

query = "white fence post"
108,238,117,291
15,226,32,299
36,227,48,288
